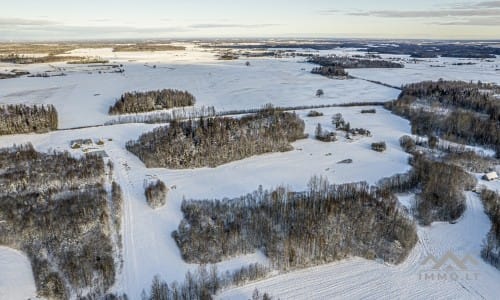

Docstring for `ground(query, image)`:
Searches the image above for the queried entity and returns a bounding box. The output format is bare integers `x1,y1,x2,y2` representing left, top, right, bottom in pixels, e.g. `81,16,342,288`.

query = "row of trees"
173,176,418,269
386,80,500,157
0,104,58,135
0,144,119,299
109,89,196,115
141,263,270,300
480,190,500,269
126,107,306,168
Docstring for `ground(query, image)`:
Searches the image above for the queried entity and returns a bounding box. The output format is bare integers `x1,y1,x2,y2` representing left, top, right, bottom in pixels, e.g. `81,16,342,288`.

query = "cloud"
189,23,280,29
453,1,500,9
0,17,57,26
435,17,500,26
319,1,500,27
347,9,500,18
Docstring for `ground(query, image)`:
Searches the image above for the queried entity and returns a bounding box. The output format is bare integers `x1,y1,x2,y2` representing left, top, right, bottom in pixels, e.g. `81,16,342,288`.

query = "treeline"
0,53,84,64
480,190,500,269
0,144,119,299
308,55,404,69
126,107,306,168
109,89,196,115
385,80,500,157
173,176,417,269
141,264,269,300
0,104,58,135
105,106,216,125
105,104,385,126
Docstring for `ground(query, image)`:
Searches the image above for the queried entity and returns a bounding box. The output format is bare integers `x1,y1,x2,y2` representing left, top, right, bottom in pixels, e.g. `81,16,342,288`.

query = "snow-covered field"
0,247,37,300
0,44,499,299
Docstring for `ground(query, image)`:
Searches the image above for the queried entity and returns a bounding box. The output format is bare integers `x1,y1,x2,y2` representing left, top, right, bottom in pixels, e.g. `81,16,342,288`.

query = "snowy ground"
0,247,37,300
0,44,499,299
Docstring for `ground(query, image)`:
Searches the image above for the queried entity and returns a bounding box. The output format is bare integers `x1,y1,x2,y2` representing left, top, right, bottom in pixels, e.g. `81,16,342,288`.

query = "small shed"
483,172,499,181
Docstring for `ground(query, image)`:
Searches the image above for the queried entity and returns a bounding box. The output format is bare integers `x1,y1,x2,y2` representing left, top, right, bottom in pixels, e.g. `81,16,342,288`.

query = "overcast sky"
1,0,499,40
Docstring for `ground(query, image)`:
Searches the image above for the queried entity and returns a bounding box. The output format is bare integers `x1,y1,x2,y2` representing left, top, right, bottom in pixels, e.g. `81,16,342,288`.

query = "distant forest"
213,41,500,58
0,104,58,135
308,55,404,69
126,107,306,168
0,144,120,299
109,89,196,115
173,176,417,269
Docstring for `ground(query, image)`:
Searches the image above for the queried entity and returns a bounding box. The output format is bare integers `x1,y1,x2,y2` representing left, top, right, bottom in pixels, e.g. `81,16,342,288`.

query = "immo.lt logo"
419,251,480,281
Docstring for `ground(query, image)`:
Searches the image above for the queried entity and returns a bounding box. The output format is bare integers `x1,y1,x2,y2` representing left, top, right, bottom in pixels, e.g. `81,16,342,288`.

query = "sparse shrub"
307,110,323,117
315,123,336,142
371,142,387,152
361,109,376,114
145,180,168,209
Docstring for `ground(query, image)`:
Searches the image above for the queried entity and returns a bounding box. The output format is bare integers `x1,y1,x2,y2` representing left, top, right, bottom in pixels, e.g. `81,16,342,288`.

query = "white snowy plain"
0,44,499,299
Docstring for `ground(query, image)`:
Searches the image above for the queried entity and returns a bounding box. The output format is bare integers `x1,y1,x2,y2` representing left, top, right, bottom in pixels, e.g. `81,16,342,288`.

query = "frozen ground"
0,44,499,299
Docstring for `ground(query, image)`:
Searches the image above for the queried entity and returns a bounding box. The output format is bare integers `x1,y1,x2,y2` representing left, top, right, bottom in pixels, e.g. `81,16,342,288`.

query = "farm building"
483,172,499,181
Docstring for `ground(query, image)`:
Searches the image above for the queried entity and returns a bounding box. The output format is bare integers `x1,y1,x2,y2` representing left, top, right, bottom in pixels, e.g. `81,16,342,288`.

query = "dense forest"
126,107,306,168
173,176,417,269
386,80,500,157
308,55,404,69
0,104,58,135
480,190,500,270
108,89,196,115
0,144,120,299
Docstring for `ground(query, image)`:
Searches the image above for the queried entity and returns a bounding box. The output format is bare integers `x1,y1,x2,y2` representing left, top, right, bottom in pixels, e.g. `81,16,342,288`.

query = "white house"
483,172,499,181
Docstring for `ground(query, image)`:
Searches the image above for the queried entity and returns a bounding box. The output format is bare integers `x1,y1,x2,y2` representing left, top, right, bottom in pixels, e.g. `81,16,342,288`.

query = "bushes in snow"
307,110,323,117
108,89,196,115
314,123,336,142
0,104,58,135
145,180,168,209
172,176,417,268
0,144,120,299
126,107,306,168
371,142,387,152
